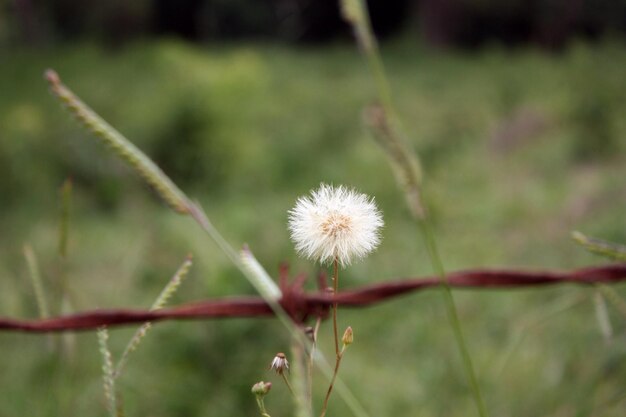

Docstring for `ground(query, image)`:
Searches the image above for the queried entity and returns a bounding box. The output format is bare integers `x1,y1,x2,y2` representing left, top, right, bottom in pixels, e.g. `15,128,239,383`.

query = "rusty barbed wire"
1,263,625,333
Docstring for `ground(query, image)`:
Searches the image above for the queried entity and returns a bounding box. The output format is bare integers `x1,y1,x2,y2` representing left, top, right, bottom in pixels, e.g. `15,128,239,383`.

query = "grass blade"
45,70,191,214
240,246,282,301
291,341,313,417
58,178,72,259
593,291,613,341
571,231,626,262
23,244,49,319
114,255,193,378
58,178,76,355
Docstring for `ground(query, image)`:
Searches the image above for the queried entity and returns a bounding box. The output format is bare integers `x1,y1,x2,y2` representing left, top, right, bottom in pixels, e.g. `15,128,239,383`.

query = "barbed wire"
1,263,625,333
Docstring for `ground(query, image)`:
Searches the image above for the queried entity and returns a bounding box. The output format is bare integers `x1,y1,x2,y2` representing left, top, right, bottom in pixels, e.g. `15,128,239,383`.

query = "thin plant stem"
291,339,314,417
281,373,296,397
23,245,49,319
593,290,612,340
256,397,272,417
58,178,71,259
23,244,54,350
332,258,340,356
340,1,488,414
320,346,346,417
57,179,75,326
341,0,393,112
597,284,626,318
57,178,73,310
320,258,343,417
308,317,322,411
419,220,488,417
494,293,585,378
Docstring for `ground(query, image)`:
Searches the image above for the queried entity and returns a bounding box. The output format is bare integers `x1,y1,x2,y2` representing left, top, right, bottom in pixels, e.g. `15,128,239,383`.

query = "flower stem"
319,258,343,417
256,397,272,417
320,345,346,417
281,373,296,397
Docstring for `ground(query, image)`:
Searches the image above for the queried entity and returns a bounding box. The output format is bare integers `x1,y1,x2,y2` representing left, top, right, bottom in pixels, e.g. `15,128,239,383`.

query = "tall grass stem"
23,245,49,319
291,341,314,417
419,221,488,417
340,1,488,415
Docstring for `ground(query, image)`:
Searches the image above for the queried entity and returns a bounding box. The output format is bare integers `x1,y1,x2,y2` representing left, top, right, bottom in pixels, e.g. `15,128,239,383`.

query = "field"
1,38,625,416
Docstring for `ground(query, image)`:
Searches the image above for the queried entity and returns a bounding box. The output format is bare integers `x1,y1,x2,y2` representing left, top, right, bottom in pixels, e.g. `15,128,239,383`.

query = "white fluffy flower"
288,184,383,267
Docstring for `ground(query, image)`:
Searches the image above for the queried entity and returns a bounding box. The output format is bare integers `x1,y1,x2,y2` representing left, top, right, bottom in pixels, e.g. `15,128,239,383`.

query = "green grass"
0,38,625,416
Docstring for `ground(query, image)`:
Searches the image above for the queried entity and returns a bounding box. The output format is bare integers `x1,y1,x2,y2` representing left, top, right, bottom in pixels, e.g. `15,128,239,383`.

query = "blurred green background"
1,1,626,416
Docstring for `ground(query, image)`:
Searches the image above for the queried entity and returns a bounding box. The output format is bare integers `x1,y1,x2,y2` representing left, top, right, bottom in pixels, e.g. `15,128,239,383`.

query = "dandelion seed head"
288,183,383,267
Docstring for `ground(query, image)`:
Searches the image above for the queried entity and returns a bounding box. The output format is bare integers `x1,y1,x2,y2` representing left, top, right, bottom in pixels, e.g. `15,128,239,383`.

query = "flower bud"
251,381,272,396
269,352,289,375
342,326,353,346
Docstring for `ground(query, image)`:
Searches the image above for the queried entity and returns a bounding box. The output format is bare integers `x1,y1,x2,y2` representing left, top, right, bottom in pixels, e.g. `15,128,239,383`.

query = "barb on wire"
0,264,624,333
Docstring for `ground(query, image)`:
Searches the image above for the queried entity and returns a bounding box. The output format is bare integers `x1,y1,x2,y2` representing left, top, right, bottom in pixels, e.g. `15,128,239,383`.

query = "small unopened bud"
342,326,353,346
269,352,289,375
251,381,272,396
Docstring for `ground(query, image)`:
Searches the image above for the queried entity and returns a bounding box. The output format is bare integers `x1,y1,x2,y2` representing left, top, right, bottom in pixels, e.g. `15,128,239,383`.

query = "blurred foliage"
4,0,626,47
566,44,624,160
0,39,625,416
